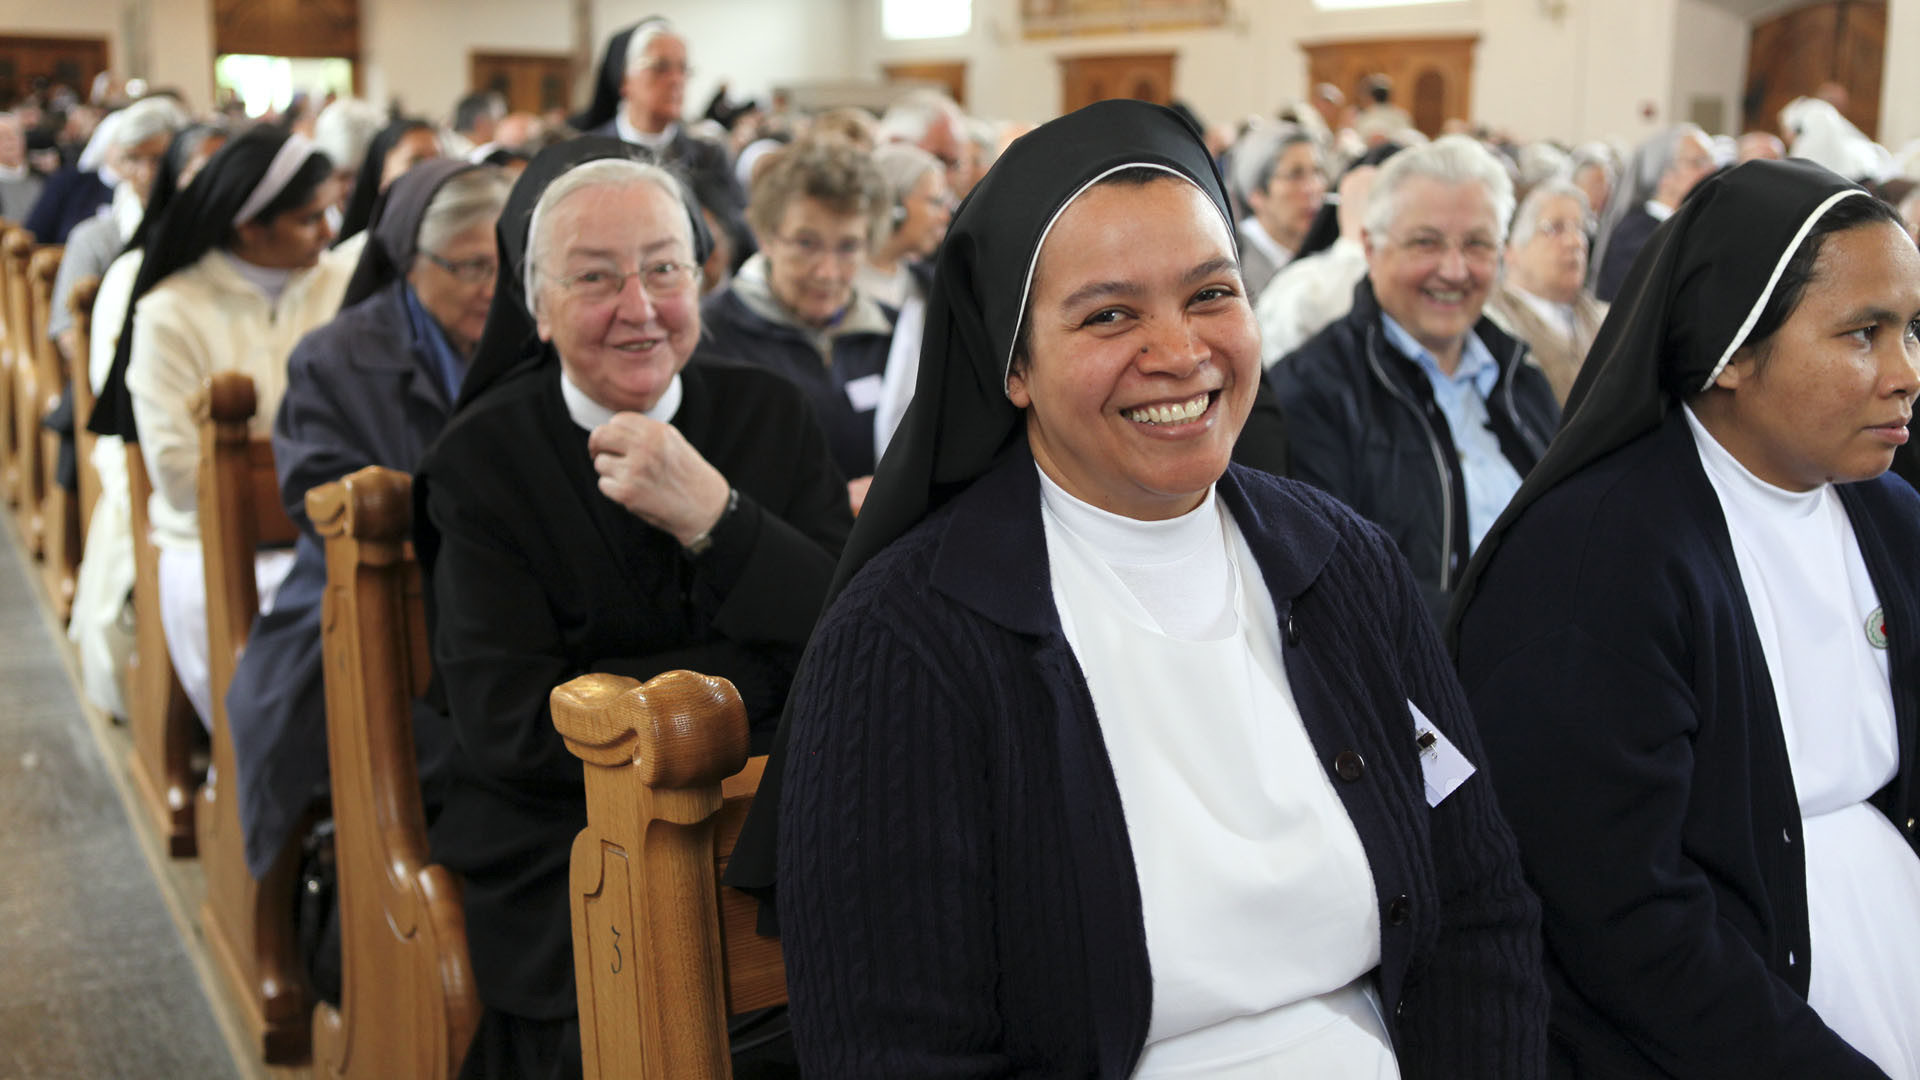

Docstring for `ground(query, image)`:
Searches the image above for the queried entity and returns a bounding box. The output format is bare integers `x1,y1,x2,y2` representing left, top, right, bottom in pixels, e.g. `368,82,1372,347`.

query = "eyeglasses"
1532,217,1594,242
421,250,499,284
637,60,692,78
771,234,865,265
1390,230,1500,266
549,260,698,303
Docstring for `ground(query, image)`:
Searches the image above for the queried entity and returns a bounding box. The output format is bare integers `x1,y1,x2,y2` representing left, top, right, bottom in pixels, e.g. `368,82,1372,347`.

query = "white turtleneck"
1037,468,1234,641
1685,405,1919,1078
614,112,677,152
220,251,295,306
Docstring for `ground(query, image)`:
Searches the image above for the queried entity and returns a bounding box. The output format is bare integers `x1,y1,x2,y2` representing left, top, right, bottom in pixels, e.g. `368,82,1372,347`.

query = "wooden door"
0,36,109,105
1300,36,1478,138
471,52,575,115
1058,52,1175,115
883,61,968,108
1745,1,1884,138
214,0,359,58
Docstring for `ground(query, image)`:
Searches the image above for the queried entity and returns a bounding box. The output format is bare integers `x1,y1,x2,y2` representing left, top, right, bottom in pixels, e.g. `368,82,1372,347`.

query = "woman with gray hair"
413,138,847,1077
1486,178,1607,404
1591,124,1716,302
858,142,952,457
24,94,187,242
1231,123,1328,297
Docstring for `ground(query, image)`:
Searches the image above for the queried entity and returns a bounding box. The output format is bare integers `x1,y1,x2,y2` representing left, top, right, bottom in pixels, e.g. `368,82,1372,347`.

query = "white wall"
1881,0,1920,150
1670,0,1749,134
846,0,1735,145
361,0,573,121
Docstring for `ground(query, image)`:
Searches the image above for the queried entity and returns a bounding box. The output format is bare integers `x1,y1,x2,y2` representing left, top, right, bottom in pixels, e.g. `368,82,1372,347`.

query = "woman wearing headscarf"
91,125,350,726
1452,160,1920,1078
66,122,227,719
222,160,508,928
768,99,1545,1077
413,137,847,1079
1589,124,1715,303
333,117,441,251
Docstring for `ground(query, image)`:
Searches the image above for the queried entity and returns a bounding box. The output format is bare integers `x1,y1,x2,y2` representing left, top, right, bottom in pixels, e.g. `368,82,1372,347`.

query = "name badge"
844,372,884,412
1410,700,1476,808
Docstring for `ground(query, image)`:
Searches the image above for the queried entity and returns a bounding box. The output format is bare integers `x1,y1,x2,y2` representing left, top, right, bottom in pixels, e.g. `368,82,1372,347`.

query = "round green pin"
1866,606,1888,650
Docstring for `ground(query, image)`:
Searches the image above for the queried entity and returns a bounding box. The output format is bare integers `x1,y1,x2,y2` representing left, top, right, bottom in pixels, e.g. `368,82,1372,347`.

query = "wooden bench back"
307,465,480,1080
194,370,311,1064
29,245,78,618
552,671,785,1080
125,438,201,854
67,274,100,535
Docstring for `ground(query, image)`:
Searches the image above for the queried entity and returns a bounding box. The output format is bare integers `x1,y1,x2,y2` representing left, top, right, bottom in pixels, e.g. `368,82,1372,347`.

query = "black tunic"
418,353,851,1021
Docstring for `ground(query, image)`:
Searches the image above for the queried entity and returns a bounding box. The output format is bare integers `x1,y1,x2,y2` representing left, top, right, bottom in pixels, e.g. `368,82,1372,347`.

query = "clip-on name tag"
1409,699,1476,808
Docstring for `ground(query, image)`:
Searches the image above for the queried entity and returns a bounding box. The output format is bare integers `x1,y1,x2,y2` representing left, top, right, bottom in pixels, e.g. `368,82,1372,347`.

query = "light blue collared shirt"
1380,314,1522,552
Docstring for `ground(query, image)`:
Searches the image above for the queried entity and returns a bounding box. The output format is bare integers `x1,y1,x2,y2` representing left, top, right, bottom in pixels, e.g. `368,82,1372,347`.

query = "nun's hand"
587,412,732,546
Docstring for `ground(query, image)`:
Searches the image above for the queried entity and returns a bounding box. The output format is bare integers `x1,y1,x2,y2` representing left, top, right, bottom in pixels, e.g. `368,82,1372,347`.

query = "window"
883,0,971,40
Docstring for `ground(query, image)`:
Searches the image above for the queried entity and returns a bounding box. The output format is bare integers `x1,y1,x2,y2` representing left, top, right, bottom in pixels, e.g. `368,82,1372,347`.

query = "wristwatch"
682,487,739,557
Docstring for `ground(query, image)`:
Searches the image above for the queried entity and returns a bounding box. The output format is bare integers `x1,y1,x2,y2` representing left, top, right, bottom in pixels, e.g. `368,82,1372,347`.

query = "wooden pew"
67,274,101,537
30,244,78,619
194,370,311,1064
4,227,37,533
0,223,16,511
551,671,786,1080
308,465,480,1080
0,223,20,512
126,437,203,855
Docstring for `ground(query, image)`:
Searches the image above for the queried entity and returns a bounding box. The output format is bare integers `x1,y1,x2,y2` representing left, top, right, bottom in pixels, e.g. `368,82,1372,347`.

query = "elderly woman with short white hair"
414,138,849,1078
1486,179,1608,404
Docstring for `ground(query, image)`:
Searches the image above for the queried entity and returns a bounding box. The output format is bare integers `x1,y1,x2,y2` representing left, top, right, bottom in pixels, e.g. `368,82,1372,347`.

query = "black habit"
418,353,850,1023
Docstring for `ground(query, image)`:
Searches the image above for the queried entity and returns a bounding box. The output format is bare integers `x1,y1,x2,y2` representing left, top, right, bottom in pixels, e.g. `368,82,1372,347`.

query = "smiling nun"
767,99,1546,1078
1452,160,1920,1078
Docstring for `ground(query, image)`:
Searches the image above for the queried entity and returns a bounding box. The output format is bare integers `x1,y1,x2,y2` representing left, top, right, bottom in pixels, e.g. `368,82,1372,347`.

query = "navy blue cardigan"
1456,411,1917,1078
778,445,1547,1078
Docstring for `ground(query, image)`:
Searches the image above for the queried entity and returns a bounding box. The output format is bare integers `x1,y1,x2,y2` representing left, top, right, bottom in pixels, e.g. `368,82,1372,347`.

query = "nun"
1452,160,1920,1078
333,116,442,251
1589,124,1715,303
66,122,226,720
412,138,846,1078
767,99,1546,1077
91,125,350,728
223,159,508,928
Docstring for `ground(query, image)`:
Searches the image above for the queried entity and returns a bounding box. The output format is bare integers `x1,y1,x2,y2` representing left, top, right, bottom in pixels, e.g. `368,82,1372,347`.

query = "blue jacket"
779,443,1547,1078
22,166,111,243
226,281,458,877
1270,278,1560,624
1456,410,1918,1078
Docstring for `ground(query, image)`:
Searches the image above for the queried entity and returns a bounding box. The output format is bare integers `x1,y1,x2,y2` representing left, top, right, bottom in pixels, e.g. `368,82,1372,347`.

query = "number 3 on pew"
610,925,623,974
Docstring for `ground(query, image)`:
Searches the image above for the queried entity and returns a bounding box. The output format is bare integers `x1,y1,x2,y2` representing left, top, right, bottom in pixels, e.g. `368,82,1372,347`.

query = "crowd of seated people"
6,19,1920,1080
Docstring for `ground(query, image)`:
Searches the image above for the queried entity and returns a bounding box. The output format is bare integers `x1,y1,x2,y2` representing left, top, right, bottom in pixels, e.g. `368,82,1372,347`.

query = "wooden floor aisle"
0,506,247,1080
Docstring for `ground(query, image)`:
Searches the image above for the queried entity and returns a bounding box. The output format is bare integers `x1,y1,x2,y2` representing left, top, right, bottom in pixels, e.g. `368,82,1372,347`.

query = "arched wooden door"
1059,52,1175,114
1745,0,1885,138
1300,37,1477,138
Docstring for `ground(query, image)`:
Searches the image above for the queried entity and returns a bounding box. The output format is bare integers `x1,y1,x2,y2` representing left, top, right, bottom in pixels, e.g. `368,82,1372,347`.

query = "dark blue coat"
779,444,1548,1078
1269,278,1560,623
227,282,458,877
22,166,111,243
1455,411,1918,1078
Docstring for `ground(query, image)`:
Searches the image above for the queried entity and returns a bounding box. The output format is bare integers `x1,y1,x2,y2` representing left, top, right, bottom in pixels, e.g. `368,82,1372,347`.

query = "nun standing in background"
1453,160,1920,1078
91,126,351,726
765,99,1544,1077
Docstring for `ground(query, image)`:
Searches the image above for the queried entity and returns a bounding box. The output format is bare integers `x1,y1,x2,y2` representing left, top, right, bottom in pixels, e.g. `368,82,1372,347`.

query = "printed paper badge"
1410,700,1476,808
1866,606,1888,650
